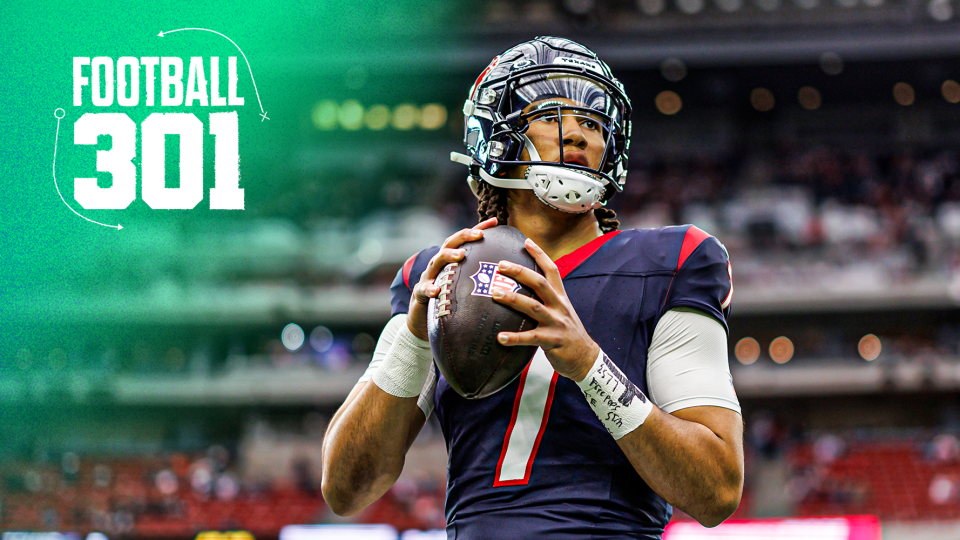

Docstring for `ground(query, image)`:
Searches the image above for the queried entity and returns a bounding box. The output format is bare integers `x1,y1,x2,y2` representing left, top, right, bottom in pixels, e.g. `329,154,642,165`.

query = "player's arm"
320,314,432,516
321,219,497,516
493,238,743,528
608,309,742,527
617,402,742,527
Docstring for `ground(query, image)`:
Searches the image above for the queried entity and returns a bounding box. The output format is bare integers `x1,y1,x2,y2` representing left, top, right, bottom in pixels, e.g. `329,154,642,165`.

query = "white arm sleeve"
646,309,741,415
358,314,437,418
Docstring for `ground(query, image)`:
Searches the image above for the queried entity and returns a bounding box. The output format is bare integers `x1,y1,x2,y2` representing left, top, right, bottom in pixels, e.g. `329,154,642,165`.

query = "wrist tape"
576,349,653,440
372,324,433,398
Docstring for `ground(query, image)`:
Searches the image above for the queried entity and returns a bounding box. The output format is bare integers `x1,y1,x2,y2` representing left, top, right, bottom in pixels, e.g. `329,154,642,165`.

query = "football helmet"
451,36,632,214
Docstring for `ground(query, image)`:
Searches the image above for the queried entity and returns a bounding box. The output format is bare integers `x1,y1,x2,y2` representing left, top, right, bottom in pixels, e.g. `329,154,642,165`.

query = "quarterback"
322,36,743,539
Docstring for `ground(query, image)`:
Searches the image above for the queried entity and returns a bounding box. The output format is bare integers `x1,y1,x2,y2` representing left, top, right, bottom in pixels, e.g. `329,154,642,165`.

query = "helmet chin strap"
477,137,608,214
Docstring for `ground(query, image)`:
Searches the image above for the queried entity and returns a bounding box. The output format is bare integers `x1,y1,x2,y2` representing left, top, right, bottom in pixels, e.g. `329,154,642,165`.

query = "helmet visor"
524,105,612,142
509,73,624,127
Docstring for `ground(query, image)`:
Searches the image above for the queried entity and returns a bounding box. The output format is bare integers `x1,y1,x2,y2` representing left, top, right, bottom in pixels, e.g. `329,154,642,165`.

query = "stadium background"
5,0,960,538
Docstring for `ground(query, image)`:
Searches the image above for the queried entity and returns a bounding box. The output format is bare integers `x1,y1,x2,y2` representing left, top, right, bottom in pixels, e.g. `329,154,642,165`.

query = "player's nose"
561,118,587,149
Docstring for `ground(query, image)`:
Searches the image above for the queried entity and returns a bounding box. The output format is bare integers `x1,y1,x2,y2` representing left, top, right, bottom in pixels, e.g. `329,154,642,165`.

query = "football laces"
434,262,458,317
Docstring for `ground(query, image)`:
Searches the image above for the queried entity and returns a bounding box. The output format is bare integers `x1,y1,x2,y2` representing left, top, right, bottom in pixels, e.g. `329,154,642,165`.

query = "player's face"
519,97,608,171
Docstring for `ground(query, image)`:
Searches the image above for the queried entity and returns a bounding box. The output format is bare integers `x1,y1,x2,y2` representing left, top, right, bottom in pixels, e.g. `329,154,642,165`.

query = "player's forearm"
617,407,743,527
320,382,423,516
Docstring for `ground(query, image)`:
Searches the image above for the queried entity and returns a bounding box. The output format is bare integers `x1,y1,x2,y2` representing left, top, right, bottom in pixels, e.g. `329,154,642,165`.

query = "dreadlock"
595,206,620,233
476,180,509,226
475,179,620,233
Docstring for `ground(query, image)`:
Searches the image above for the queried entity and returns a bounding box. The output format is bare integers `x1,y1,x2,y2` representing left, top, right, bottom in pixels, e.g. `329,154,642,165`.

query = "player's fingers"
490,287,553,324
438,218,497,251
421,248,466,281
473,216,499,230
412,281,440,305
523,238,565,292
496,260,560,306
441,227,484,250
496,329,552,348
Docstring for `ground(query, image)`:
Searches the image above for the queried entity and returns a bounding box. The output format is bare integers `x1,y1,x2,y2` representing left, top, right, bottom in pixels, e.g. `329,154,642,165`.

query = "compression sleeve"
358,314,437,417
646,308,741,415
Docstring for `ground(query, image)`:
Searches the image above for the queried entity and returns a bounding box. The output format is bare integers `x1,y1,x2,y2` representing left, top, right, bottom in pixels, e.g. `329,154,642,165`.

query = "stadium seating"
789,436,960,521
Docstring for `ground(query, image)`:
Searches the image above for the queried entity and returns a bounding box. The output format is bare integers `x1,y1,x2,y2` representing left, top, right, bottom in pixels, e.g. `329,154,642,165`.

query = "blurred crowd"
0,446,323,537
7,417,960,535
0,412,448,537
438,145,960,268
745,410,960,521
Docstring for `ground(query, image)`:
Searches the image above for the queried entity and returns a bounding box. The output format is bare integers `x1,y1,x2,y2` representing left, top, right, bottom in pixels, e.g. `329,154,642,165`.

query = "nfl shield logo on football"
470,262,521,297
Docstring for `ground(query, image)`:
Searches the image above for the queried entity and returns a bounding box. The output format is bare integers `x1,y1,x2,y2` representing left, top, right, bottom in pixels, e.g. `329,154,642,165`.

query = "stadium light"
281,323,305,351
365,105,391,130
339,100,364,131
735,337,761,364
770,336,794,364
677,0,706,14
312,100,339,130
893,82,915,106
392,104,420,130
943,80,960,103
929,0,953,21
310,326,334,353
798,86,822,110
638,0,667,16
750,88,775,112
655,91,683,115
858,334,881,361
420,104,448,130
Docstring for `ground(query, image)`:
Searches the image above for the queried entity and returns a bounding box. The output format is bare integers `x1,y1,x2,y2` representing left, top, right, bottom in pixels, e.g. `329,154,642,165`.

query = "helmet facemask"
453,37,632,214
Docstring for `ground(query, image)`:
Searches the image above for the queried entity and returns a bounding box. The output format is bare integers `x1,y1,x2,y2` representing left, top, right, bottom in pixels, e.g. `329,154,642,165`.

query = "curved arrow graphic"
159,27,269,121
51,109,122,230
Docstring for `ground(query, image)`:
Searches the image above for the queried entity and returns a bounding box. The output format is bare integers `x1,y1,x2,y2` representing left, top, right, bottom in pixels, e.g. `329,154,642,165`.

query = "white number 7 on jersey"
494,348,559,487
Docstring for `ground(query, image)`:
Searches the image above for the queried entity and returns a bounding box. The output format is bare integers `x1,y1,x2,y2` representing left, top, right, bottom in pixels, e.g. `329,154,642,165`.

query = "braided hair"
475,180,620,233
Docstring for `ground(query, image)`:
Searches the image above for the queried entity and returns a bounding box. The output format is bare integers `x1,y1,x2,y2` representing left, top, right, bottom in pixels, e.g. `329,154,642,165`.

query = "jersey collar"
554,230,622,279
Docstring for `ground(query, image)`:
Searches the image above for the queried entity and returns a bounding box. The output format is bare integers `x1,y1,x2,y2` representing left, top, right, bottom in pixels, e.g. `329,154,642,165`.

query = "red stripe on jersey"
676,225,711,271
401,254,417,289
554,230,622,279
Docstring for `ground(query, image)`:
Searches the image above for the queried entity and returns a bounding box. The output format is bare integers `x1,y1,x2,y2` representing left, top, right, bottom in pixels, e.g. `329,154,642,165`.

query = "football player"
322,36,743,539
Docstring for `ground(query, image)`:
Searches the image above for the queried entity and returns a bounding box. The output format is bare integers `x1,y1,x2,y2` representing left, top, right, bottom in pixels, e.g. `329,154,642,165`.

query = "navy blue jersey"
389,225,733,540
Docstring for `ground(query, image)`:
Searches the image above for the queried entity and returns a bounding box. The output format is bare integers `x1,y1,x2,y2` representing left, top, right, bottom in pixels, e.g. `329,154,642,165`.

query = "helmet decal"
469,55,500,101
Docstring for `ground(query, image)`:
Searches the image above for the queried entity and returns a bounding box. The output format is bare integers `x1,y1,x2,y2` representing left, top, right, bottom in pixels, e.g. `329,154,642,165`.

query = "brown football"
427,225,541,399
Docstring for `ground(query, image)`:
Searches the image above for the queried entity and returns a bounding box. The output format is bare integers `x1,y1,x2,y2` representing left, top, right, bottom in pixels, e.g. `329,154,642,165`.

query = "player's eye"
538,112,559,123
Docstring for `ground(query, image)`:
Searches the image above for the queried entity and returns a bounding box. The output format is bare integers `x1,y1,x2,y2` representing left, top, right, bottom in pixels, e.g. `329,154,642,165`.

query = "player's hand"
491,238,600,382
407,217,500,341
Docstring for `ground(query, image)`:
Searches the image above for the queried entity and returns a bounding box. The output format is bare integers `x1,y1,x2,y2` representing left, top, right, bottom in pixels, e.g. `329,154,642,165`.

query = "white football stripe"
497,348,556,483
